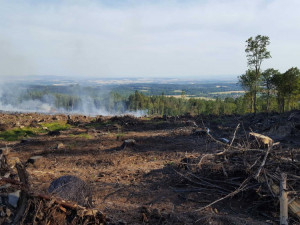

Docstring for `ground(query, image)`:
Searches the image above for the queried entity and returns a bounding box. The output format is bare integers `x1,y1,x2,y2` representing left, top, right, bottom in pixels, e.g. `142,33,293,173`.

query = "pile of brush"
173,124,300,224
0,148,106,225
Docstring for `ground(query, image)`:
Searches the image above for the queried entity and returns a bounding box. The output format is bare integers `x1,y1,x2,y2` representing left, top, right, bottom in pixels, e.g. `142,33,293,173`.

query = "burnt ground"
1,111,300,224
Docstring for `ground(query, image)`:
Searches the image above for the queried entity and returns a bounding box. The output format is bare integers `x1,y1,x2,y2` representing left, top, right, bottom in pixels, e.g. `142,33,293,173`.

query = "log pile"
0,149,106,225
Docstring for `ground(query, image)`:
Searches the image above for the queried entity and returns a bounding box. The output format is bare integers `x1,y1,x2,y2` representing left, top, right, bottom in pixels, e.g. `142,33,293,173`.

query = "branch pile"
0,149,106,225
174,126,300,223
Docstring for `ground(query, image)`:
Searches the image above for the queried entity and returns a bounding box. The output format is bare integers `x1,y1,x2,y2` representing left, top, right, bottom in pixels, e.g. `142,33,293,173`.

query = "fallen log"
249,132,274,148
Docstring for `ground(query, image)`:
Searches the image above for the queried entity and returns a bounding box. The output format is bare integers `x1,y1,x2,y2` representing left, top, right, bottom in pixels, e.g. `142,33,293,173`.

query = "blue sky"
0,0,299,79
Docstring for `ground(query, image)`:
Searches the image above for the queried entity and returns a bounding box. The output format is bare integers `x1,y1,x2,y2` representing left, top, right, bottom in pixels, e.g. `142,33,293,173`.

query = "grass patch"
116,132,125,140
41,122,71,131
0,122,71,141
0,127,38,141
69,133,92,139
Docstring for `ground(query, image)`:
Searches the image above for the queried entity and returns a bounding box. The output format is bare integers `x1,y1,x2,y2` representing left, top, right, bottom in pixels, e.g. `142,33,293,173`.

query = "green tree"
281,67,300,111
239,70,256,112
271,67,300,112
245,35,271,113
261,68,280,112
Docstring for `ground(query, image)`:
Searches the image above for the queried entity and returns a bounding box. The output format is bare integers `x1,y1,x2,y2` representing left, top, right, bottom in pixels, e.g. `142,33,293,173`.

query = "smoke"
0,83,147,117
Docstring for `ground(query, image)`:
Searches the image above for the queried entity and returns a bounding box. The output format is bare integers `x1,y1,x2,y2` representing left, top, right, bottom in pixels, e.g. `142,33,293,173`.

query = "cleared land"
1,111,300,224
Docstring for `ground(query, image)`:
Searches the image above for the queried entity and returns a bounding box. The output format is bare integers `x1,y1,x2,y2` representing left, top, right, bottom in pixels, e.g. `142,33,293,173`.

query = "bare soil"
1,111,300,224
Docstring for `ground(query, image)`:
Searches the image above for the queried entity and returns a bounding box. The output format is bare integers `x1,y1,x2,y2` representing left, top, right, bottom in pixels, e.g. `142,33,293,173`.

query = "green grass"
0,127,38,141
41,122,71,131
116,132,125,140
69,133,92,139
0,122,71,141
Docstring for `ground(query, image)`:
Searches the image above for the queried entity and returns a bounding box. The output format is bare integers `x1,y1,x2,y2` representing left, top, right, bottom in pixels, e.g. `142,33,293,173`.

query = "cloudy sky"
0,0,299,79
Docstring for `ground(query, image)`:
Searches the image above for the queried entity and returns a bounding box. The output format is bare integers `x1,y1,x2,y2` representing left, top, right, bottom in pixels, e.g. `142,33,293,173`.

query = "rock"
56,143,64,149
26,156,44,168
48,175,92,207
8,190,20,208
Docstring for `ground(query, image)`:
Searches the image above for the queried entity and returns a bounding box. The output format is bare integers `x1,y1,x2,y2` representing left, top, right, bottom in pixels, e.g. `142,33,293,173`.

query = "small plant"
167,161,175,166
116,132,125,140
41,122,71,131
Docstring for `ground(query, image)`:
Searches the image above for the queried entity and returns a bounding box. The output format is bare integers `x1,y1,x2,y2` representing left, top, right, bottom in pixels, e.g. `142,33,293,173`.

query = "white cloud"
0,0,299,78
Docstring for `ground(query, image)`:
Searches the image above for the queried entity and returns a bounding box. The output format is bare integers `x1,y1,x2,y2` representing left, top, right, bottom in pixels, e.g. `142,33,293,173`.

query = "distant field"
210,90,245,94
165,95,214,100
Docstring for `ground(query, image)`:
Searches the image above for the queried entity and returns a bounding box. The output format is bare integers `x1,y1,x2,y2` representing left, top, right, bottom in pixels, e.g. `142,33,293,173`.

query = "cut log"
249,132,274,148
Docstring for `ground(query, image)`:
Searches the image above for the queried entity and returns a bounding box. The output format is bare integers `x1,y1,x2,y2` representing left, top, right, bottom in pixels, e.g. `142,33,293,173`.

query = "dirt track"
1,111,300,224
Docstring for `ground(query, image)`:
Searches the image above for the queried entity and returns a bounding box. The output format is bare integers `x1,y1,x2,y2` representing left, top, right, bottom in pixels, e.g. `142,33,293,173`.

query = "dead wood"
0,157,106,225
173,120,300,222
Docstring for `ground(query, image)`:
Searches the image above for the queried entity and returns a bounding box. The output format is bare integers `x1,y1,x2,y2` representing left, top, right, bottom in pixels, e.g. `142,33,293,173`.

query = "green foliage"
261,68,280,112
271,67,300,112
240,35,300,114
41,122,71,131
245,35,271,71
0,127,37,141
243,35,271,113
69,133,92,139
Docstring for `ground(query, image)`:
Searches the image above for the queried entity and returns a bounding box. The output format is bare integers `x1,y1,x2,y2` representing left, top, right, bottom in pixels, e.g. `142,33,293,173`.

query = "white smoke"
0,83,147,117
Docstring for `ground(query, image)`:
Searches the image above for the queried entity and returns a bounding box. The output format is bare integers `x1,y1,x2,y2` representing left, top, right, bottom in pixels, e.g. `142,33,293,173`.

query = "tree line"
239,35,300,113
125,90,300,116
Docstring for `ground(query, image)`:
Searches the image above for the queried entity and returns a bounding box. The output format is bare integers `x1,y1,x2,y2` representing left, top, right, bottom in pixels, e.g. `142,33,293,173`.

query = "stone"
48,175,92,207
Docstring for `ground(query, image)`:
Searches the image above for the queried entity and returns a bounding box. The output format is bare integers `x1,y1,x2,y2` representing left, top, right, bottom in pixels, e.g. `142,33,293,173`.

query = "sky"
0,0,300,79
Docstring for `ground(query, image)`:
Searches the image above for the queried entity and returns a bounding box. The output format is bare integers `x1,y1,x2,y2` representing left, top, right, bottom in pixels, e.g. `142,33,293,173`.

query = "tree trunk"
266,91,270,113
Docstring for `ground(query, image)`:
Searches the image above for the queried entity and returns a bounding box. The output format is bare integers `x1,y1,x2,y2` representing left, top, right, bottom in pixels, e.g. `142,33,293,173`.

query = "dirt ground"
1,111,300,224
